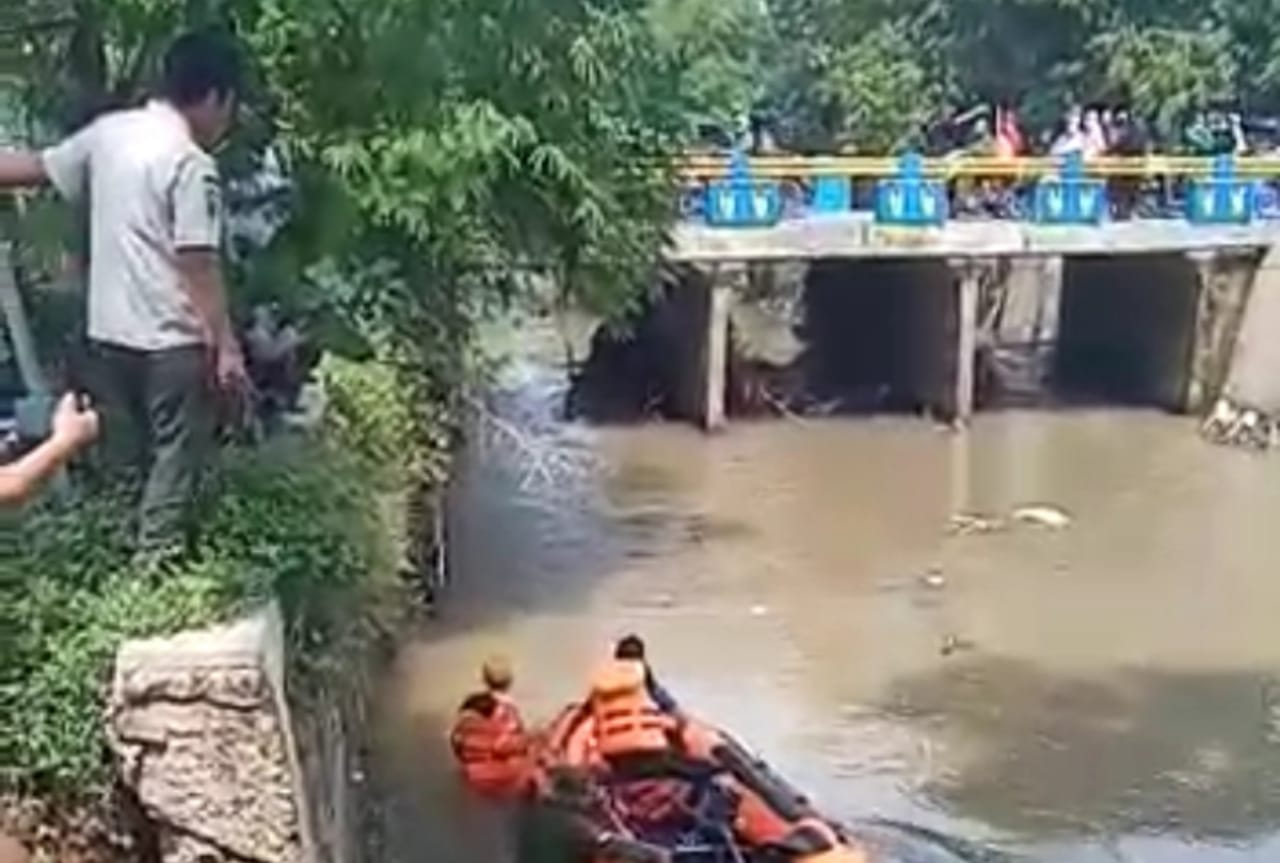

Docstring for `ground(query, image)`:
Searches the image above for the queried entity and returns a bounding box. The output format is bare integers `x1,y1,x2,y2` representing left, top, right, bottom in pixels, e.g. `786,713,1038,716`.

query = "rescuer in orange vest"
587,656,707,830
589,658,680,765
587,651,730,785
449,656,532,799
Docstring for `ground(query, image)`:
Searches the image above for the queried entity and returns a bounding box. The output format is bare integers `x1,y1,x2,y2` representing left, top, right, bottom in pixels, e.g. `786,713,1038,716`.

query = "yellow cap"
482,655,514,691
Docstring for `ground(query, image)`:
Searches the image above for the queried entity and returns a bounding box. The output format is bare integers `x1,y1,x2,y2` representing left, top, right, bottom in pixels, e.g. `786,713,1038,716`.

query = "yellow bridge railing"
676,155,1280,180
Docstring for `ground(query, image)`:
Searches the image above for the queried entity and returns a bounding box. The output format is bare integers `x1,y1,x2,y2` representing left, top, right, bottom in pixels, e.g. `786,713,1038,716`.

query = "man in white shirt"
0,31,246,557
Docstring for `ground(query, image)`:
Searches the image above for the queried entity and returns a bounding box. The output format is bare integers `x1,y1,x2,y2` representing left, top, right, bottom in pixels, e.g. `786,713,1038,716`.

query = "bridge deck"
668,214,1280,263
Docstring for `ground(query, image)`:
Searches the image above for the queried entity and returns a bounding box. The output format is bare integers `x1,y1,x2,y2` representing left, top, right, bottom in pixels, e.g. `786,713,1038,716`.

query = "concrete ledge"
669,214,1280,262
109,603,313,863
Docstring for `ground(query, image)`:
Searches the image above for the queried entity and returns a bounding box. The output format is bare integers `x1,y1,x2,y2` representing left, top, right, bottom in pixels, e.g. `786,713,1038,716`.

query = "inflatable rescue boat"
516,702,870,863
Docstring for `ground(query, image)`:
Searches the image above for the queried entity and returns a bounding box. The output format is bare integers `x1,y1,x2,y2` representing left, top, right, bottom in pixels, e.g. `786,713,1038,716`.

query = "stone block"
108,604,312,863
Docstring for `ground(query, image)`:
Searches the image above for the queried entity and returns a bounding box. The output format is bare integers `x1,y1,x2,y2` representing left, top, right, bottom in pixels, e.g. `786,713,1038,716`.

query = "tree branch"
460,390,598,492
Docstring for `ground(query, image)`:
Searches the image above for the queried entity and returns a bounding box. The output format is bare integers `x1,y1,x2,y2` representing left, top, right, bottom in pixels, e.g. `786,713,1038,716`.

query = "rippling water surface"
371,337,1280,863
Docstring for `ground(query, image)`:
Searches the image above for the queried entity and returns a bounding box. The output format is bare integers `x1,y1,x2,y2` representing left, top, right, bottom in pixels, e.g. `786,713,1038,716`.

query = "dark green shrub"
0,431,398,796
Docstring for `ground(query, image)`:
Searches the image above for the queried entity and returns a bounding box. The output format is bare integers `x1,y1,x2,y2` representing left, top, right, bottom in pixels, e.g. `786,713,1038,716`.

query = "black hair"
461,692,497,719
615,634,646,661
161,30,243,107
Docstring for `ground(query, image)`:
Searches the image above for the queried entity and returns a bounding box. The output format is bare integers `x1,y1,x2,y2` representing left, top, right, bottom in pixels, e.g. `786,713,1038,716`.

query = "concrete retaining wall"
1221,245,1280,412
108,603,368,863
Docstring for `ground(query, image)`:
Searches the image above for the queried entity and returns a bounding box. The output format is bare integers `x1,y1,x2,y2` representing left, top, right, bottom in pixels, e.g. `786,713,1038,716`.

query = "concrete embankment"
1205,245,1280,447
106,602,381,863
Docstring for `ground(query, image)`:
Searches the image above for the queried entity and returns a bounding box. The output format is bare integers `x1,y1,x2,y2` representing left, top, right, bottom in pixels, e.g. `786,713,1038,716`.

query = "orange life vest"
449,696,531,798
564,712,600,768
589,660,676,758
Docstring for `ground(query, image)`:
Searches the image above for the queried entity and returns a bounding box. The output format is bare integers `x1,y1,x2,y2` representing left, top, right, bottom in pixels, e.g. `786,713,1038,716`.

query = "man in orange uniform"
589,658,682,772
449,657,532,800
587,657,723,834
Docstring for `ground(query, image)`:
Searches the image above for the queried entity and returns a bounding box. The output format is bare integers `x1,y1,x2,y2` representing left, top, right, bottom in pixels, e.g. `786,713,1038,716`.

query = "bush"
318,352,453,487
0,360,416,797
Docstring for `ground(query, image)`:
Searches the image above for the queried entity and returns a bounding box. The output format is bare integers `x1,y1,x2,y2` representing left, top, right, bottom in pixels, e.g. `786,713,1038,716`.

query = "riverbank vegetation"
659,0,1280,150
1,0,691,847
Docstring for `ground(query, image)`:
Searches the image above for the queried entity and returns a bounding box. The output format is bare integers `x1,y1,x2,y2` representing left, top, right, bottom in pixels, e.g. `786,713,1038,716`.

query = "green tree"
1091,25,1236,138
4,0,693,400
648,0,773,132
761,0,1280,152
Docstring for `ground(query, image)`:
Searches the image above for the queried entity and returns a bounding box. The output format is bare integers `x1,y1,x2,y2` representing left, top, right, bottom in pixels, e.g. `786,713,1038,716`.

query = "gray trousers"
85,341,214,553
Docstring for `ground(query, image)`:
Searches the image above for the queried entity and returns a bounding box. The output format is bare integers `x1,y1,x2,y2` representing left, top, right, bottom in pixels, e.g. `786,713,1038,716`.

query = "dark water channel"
370,335,1280,863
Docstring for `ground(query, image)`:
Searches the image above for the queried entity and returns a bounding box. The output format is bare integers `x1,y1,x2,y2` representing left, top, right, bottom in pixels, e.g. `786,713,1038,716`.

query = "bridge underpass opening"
1055,253,1200,410
794,258,962,419
772,253,1208,422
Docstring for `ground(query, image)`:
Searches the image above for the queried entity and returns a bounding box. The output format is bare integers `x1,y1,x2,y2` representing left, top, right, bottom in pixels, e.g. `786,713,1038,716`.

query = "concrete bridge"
659,196,1279,431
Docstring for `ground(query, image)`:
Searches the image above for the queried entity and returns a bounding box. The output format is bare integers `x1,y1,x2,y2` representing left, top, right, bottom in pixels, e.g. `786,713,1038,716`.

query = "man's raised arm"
0,152,48,188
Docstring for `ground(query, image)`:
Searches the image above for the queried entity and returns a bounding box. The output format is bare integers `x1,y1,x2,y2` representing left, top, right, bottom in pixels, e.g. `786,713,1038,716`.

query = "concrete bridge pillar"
947,258,983,425
1218,244,1280,416
1184,249,1258,414
669,264,734,431
699,266,735,431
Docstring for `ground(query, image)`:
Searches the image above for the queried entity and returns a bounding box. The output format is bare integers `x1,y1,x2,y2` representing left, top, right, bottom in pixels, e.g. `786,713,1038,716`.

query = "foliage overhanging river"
367,317,1280,863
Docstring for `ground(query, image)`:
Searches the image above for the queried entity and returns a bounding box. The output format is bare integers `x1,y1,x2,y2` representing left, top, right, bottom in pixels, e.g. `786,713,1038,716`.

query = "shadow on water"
418,360,758,647
878,656,1280,844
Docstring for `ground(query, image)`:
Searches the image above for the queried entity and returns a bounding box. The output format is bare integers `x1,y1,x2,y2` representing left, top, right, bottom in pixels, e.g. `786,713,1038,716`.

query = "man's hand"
215,338,249,391
50,393,100,450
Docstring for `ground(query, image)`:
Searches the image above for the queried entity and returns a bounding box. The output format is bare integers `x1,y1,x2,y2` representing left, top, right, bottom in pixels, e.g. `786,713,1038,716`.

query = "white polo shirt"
41,100,223,352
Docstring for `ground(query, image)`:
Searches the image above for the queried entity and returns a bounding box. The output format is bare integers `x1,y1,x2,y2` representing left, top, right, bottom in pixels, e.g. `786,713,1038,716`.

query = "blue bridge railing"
679,151,1280,228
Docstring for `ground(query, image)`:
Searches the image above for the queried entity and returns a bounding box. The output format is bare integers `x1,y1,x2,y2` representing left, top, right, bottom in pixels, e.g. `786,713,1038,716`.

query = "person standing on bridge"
0,30,248,564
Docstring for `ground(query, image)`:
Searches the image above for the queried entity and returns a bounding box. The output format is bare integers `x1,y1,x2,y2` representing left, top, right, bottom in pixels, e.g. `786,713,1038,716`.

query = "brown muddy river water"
370,353,1280,863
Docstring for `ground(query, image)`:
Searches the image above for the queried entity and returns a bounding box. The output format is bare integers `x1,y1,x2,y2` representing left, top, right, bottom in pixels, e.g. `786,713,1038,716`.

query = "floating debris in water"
919,569,947,590
1010,505,1072,530
940,634,977,657
948,505,1072,536
947,513,1004,535
1202,397,1280,451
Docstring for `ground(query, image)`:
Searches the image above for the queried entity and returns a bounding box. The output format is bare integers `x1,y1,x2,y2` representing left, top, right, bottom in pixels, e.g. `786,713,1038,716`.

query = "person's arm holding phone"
0,394,99,505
